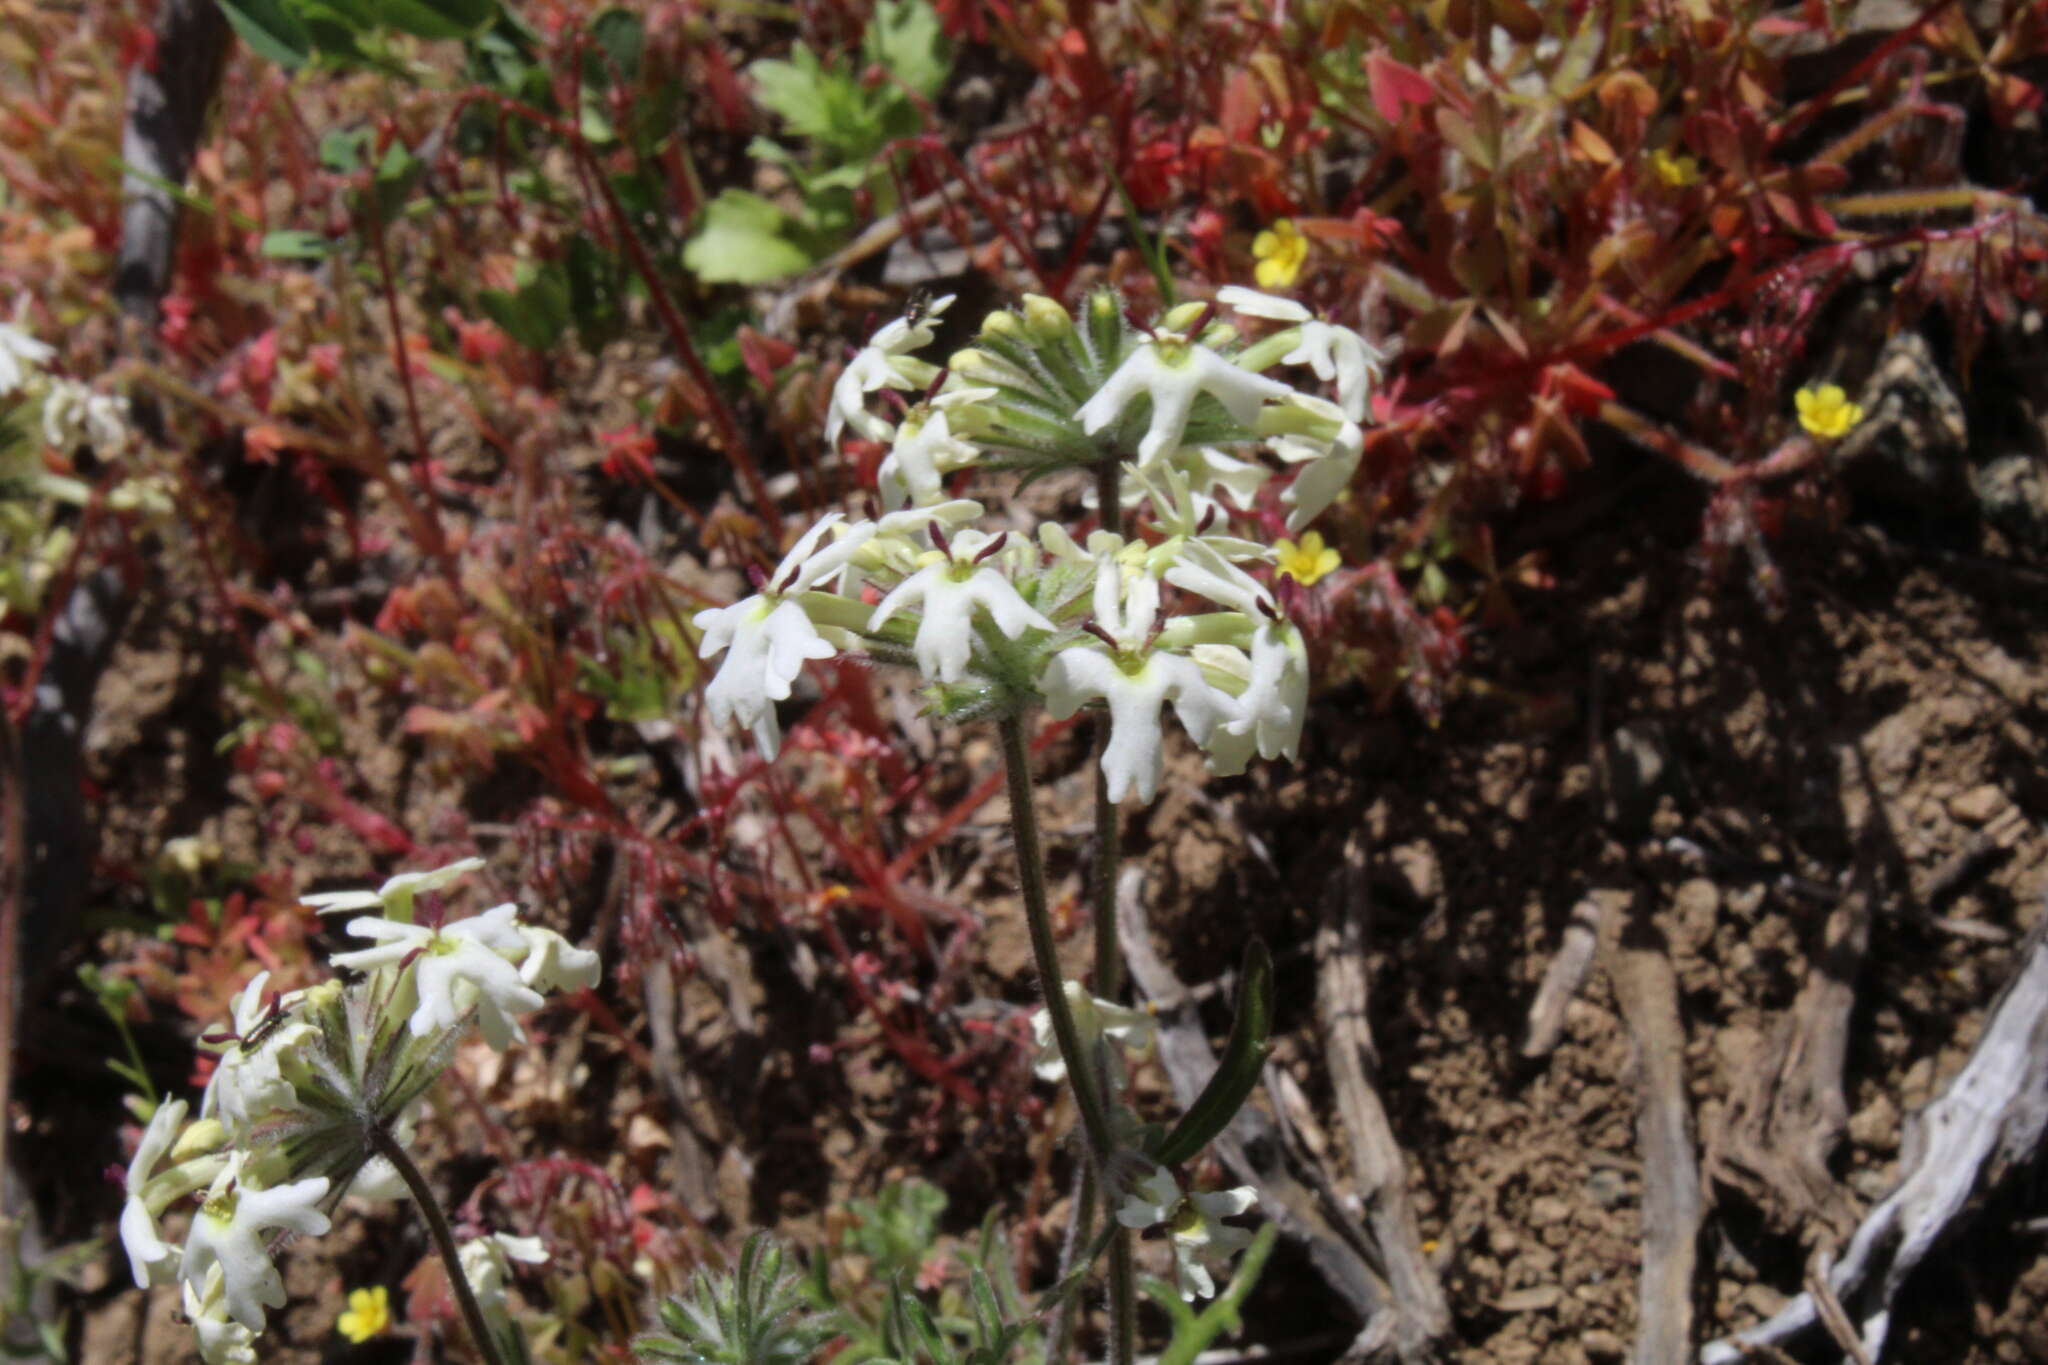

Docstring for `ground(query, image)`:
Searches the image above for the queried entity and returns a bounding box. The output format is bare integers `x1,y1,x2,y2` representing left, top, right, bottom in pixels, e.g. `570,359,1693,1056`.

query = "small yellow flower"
1650,148,1700,188
1252,219,1309,291
1795,384,1864,439
1275,531,1341,587
337,1285,391,1343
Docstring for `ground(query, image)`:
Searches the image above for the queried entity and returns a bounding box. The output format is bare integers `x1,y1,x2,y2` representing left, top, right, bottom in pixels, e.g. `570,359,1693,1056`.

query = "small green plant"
635,1234,831,1365
684,0,950,284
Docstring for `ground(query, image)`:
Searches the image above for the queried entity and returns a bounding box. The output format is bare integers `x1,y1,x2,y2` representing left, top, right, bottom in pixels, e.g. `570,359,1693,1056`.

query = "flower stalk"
367,1122,511,1365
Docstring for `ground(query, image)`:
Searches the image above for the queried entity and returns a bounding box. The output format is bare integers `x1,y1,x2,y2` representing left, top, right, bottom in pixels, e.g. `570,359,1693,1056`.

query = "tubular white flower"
181,1157,333,1331
866,530,1053,683
825,295,953,448
1076,330,1293,466
517,925,601,993
461,1231,549,1316
1263,396,1363,533
1030,980,1155,1087
303,857,486,919
876,388,995,510
1114,1167,1257,1301
0,317,52,397
183,1265,260,1365
694,513,875,757
1042,646,1240,803
120,1097,189,1288
41,380,133,453
331,905,543,1050
1218,285,1386,422
200,971,315,1133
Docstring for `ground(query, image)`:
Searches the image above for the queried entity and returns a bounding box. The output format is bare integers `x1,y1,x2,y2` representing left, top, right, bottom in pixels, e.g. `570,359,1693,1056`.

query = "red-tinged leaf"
1366,50,1434,123
1221,69,1262,143
737,326,794,392
1549,363,1615,417
1570,119,1616,164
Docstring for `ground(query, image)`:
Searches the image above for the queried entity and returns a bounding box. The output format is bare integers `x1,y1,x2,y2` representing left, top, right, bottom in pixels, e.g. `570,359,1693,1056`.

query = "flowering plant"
118,861,593,1365
681,282,1383,1358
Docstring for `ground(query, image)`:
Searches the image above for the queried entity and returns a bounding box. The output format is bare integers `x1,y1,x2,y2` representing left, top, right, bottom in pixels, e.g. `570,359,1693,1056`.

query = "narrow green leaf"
216,0,312,69
1153,938,1274,1168
260,229,336,260
374,0,495,40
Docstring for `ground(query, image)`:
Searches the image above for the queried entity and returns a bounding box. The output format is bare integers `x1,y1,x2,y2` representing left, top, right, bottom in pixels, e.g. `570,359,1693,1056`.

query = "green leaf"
319,127,370,173
681,189,819,284
747,46,839,141
1152,938,1274,1167
478,261,571,351
260,229,336,260
374,0,495,40
371,138,423,224
588,7,643,83
866,0,949,100
216,0,312,69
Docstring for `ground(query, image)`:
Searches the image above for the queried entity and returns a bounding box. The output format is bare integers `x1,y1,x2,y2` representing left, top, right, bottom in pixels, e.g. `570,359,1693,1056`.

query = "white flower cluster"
697,287,1385,805
118,860,596,1363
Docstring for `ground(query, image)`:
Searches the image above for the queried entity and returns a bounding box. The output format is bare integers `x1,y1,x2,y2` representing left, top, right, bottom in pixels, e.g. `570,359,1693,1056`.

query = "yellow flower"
1650,148,1700,188
337,1285,391,1342
1252,219,1309,291
1274,531,1341,587
1795,384,1864,440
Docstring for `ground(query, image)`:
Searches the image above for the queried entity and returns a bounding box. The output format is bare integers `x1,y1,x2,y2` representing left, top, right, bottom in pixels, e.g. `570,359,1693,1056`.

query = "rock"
1581,1329,1627,1359
1834,331,1973,515
1495,1284,1563,1313
1972,454,2048,552
1527,1195,1573,1228
1948,784,2004,825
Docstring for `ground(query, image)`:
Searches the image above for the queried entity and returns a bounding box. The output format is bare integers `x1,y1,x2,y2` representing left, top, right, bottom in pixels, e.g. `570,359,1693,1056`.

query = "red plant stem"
364,196,458,581
884,715,1077,881
570,142,778,521
815,903,982,1108
1772,0,1957,148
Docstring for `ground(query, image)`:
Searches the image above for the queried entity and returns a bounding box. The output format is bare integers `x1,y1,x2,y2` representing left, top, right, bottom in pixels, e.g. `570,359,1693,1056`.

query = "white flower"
517,925,601,993
41,379,132,452
1114,1167,1257,1301
460,1232,549,1315
1077,330,1294,465
303,856,486,919
183,1265,259,1365
1042,640,1241,803
1262,396,1363,533
876,388,994,509
331,904,543,1050
0,317,52,397
1029,980,1155,1088
345,1106,418,1202
200,971,315,1133
867,529,1054,683
120,1098,189,1288
1218,286,1386,422
182,1158,332,1330
826,295,953,448
695,513,875,757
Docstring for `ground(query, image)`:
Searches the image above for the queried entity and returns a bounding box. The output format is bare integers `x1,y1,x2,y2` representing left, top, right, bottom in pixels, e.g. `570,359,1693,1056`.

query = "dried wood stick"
1704,902,2048,1363
1707,849,1875,1239
1315,832,1452,1359
1522,895,1607,1058
1604,900,1702,1365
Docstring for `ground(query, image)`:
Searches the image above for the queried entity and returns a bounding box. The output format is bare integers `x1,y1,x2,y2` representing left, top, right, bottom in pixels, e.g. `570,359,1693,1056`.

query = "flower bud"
1020,294,1073,339
979,309,1026,341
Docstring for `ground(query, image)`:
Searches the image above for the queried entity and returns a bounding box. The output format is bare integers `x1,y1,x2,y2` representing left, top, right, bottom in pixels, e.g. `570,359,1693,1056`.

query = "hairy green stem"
1000,710,1132,1365
1093,457,1135,1365
997,715,1114,1159
368,1123,512,1365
